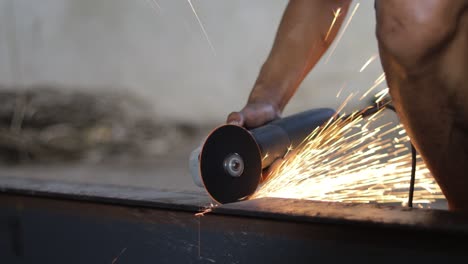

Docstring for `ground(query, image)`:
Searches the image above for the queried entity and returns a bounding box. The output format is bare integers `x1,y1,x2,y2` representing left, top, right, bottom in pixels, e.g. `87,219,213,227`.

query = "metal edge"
1,176,468,235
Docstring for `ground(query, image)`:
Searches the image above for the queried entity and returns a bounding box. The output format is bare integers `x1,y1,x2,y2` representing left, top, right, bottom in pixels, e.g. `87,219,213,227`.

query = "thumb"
226,111,244,126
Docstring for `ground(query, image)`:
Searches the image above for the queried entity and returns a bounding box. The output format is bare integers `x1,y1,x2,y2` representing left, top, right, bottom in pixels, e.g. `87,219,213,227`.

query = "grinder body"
190,108,335,204
251,108,335,169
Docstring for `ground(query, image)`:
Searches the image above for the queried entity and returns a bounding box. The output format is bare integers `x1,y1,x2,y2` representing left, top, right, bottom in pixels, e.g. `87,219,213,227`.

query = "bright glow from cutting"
252,91,443,204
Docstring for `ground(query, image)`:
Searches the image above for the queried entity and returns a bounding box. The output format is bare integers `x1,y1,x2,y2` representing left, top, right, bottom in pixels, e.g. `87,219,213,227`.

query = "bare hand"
226,102,281,128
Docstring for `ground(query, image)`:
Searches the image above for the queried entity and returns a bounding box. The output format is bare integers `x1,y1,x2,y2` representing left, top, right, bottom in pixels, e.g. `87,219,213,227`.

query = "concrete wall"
0,0,385,124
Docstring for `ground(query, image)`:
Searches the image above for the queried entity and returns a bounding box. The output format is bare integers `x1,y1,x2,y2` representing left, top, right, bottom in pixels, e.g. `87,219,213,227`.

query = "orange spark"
195,203,217,262
359,54,378,72
375,88,389,103
195,208,212,217
325,8,343,41
359,73,386,100
325,2,361,64
374,72,386,84
284,145,294,158
335,93,354,114
194,203,217,217
336,82,347,98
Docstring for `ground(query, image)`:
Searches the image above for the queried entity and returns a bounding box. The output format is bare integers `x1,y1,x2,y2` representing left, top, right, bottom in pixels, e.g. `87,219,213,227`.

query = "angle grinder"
189,108,336,204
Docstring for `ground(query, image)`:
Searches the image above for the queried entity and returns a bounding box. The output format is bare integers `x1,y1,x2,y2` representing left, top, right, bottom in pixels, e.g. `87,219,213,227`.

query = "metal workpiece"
1,177,468,263
217,198,466,234
0,176,211,211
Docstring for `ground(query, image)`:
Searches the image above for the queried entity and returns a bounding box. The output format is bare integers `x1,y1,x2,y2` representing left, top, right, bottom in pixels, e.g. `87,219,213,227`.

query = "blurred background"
0,0,391,191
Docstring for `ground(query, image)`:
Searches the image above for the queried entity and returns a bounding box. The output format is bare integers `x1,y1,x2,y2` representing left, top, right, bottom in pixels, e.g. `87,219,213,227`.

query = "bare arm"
228,0,352,128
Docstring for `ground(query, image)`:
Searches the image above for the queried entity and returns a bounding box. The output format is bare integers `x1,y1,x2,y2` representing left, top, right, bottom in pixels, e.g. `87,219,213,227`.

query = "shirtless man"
226,0,468,210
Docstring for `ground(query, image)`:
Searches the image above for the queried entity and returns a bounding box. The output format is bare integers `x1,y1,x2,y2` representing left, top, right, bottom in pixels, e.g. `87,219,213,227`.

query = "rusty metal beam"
1,176,468,263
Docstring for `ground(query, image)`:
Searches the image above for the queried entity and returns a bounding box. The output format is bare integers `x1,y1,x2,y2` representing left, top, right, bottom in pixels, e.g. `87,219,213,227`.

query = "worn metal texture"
217,198,468,234
1,176,468,263
0,176,212,211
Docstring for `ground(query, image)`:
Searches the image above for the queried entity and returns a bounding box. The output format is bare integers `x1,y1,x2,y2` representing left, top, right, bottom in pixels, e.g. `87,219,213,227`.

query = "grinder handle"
251,108,335,169
270,108,335,146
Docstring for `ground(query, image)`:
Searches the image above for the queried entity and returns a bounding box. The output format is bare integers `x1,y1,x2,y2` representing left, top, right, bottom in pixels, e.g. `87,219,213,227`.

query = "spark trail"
325,2,361,64
145,0,162,14
252,92,443,204
360,73,386,100
187,0,217,56
359,54,378,72
325,8,343,41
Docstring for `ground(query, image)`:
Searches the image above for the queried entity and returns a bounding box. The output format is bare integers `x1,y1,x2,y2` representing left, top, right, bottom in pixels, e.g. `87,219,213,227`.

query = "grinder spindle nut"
224,153,244,177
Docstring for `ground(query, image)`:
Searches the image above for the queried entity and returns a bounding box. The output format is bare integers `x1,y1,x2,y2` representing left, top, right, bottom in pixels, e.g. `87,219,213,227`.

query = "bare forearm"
249,0,352,112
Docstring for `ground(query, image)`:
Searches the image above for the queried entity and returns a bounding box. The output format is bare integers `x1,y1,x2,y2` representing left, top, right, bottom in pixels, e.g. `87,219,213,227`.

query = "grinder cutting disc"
200,125,262,204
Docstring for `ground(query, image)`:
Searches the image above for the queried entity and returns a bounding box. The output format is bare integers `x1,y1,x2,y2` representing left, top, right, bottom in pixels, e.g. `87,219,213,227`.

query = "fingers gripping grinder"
189,108,335,204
